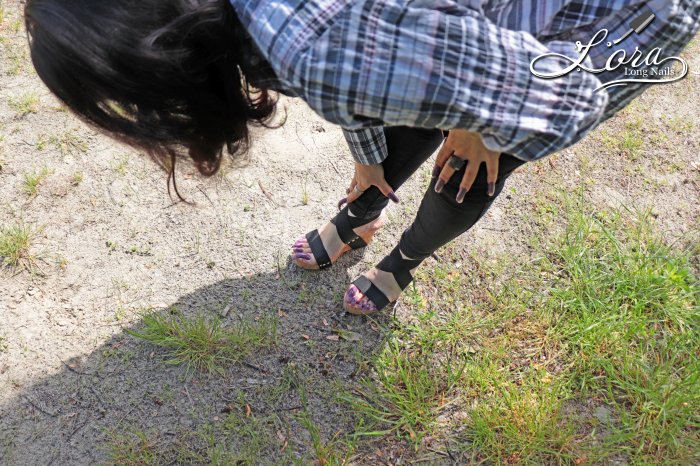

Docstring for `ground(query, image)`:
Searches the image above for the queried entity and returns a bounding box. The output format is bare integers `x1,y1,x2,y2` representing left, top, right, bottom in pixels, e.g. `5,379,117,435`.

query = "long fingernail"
456,188,467,204
435,179,445,193
431,165,441,179
388,192,399,203
337,197,348,210
294,253,311,260
488,182,496,197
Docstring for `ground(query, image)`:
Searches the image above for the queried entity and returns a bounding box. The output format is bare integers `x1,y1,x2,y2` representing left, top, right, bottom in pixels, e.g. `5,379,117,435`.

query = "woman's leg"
292,127,444,268
346,153,526,313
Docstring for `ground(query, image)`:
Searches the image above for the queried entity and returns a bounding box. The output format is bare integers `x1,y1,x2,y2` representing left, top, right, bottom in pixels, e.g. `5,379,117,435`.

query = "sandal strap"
305,229,333,270
377,251,423,290
352,246,424,311
330,207,381,251
352,275,391,310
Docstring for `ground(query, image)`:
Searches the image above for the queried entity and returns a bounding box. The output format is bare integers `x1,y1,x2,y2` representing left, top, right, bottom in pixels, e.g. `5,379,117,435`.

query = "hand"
433,129,501,203
341,162,399,207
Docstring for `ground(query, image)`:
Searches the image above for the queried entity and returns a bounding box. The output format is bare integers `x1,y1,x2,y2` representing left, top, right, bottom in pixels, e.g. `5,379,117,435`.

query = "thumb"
376,178,399,204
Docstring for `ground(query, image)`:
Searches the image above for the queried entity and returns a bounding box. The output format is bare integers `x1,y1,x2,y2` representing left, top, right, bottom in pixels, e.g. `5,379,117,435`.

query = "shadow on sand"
0,252,395,465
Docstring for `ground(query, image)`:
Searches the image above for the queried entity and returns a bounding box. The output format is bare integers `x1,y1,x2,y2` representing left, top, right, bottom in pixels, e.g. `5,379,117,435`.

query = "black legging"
347,127,526,261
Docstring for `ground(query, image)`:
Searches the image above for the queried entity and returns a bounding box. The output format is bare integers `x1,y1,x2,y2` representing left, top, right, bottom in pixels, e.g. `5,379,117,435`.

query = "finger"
456,160,481,203
346,178,357,195
345,184,367,204
433,142,453,178
485,154,500,197
435,162,456,194
376,178,400,203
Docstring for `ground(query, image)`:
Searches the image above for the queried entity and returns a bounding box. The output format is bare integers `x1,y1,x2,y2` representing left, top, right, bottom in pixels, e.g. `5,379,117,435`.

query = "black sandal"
344,245,423,314
293,204,382,270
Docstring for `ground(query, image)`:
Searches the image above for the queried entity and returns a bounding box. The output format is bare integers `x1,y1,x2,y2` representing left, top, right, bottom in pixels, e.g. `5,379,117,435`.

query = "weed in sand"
663,115,694,134
128,311,278,374
71,171,84,186
301,172,310,205
8,92,39,116
112,156,130,175
22,167,51,196
0,336,7,353
0,223,34,269
3,45,25,75
49,131,88,156
601,117,645,160
295,409,354,465
104,429,161,466
6,45,27,76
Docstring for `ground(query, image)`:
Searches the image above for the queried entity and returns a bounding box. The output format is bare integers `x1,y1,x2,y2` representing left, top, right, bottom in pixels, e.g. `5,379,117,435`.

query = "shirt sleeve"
294,0,609,162
342,127,388,165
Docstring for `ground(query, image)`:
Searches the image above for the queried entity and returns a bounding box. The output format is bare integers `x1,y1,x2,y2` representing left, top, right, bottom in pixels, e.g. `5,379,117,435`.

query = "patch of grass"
8,92,39,116
341,320,469,445
0,336,7,353
463,364,577,464
541,205,699,463
128,311,278,374
22,167,51,196
104,429,161,466
0,223,33,269
342,196,698,464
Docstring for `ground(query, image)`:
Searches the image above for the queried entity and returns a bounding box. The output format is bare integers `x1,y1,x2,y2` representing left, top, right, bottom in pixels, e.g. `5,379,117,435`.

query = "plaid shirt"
232,0,699,164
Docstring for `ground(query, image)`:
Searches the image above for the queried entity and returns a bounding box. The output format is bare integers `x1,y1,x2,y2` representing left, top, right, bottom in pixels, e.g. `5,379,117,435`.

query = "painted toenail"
294,253,311,260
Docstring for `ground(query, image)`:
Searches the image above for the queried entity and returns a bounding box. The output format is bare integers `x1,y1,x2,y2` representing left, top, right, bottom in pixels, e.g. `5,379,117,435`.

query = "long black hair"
25,0,277,197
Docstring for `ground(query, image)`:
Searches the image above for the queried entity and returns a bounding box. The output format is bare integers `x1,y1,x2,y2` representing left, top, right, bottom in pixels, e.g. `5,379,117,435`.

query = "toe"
292,237,313,255
293,252,312,261
344,285,378,314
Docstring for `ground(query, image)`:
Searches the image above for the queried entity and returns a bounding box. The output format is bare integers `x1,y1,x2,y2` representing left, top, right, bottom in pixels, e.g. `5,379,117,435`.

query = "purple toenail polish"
337,197,348,210
388,192,400,203
294,253,311,260
431,165,441,179
435,179,445,193
293,248,304,253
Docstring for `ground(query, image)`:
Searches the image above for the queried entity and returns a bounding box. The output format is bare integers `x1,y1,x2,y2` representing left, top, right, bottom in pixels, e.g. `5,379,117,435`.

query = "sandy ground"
1,1,699,464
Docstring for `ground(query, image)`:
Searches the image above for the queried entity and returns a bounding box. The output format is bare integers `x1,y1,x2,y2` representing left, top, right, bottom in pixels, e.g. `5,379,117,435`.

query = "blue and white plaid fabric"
231,0,699,164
